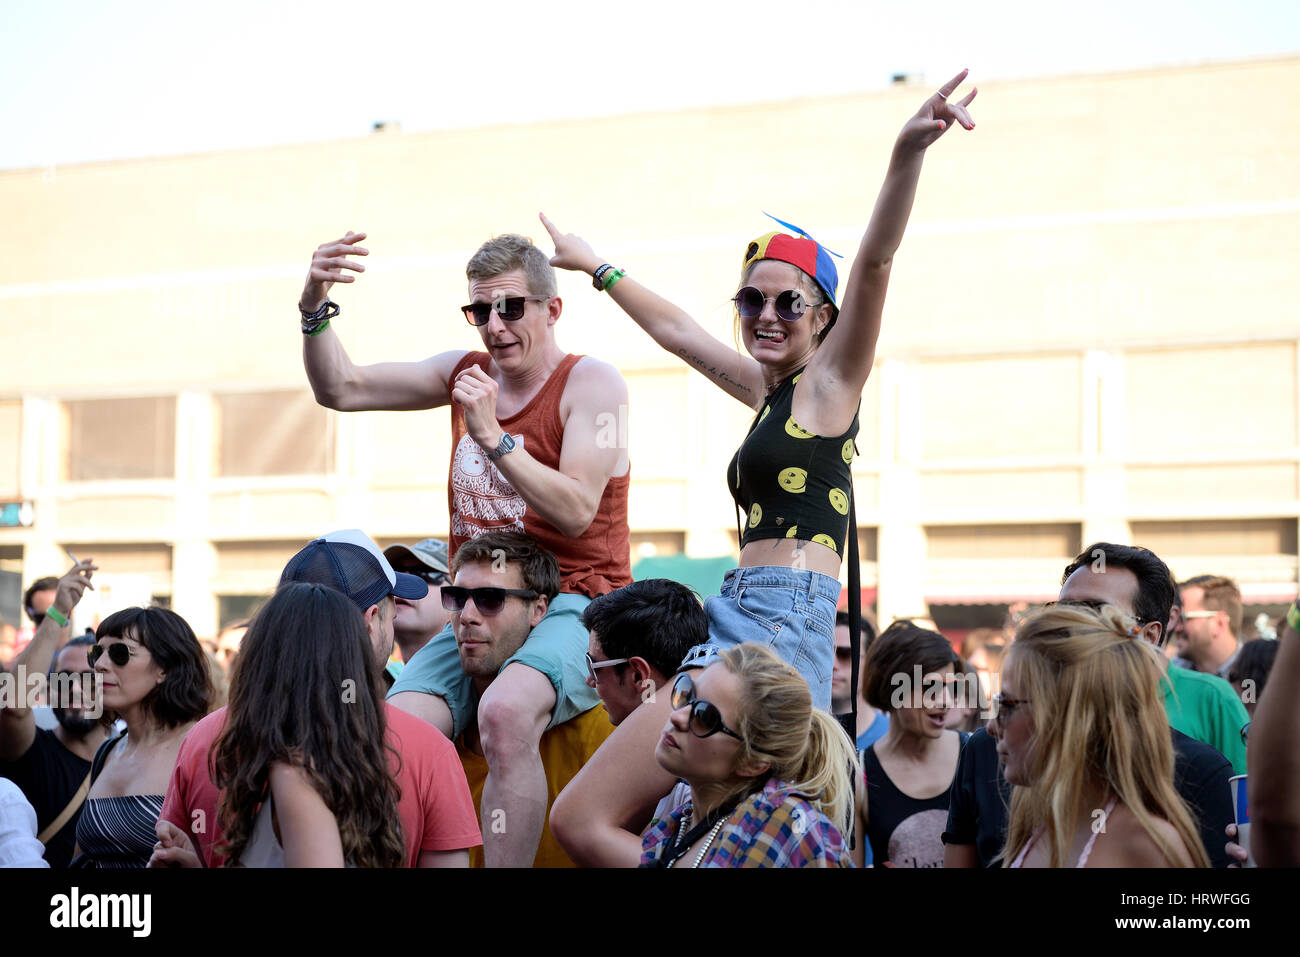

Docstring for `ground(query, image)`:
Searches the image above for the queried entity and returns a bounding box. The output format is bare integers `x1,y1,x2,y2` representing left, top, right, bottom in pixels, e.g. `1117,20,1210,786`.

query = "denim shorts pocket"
733,584,800,638
793,610,834,690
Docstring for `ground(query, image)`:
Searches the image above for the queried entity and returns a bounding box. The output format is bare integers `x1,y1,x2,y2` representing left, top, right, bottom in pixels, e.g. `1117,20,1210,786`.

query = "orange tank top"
447,352,632,598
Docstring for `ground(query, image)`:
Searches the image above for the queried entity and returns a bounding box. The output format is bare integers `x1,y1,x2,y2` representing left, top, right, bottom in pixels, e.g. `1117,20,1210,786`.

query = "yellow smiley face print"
811,534,837,550
784,417,815,439
829,488,849,515
841,439,855,464
786,525,799,538
748,503,762,528
778,467,808,493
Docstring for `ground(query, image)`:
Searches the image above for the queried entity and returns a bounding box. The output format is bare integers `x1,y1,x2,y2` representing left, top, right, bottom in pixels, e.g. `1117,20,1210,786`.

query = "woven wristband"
44,606,69,627
602,268,626,292
1286,599,1300,634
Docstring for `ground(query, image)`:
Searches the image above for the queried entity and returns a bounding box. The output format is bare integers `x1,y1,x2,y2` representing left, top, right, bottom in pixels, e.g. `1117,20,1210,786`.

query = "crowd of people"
2,71,1297,869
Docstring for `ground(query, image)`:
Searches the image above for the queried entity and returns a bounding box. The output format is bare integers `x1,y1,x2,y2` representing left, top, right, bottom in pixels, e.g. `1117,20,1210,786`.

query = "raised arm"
0,560,95,762
540,213,765,409
811,70,977,402
299,231,466,412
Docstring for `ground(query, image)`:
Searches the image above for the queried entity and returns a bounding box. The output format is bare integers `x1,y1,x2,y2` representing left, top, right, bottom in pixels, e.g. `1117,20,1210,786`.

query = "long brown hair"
1001,605,1208,868
212,583,405,867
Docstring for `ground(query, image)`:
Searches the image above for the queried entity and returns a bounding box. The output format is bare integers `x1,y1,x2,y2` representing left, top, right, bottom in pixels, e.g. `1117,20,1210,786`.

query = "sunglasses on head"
732,286,819,323
1045,598,1148,625
460,296,550,326
88,641,138,668
670,673,744,741
439,585,539,616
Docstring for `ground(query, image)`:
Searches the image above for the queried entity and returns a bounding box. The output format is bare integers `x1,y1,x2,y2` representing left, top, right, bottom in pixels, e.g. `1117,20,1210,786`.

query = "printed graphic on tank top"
861,737,965,869
450,433,528,541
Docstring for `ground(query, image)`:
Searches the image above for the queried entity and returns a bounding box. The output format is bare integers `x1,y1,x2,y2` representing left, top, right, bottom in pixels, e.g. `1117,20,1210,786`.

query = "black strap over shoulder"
838,488,861,745
88,729,126,787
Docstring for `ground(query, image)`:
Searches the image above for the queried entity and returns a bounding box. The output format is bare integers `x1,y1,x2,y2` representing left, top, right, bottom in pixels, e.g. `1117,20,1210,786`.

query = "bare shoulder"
565,356,629,404
1098,803,1195,867
430,349,473,377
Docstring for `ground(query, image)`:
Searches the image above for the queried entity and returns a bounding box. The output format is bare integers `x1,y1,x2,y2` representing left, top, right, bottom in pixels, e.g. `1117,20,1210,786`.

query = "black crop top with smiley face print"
727,366,859,558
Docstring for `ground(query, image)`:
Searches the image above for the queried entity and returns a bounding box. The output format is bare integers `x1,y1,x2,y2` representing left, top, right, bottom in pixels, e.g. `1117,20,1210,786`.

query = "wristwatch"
485,432,516,461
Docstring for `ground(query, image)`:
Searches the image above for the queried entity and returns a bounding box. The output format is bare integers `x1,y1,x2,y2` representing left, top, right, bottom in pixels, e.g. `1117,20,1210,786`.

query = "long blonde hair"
1000,605,1208,868
713,643,859,834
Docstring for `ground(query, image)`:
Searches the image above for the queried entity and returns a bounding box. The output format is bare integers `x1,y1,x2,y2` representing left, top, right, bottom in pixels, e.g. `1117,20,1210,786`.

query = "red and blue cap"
742,212,843,316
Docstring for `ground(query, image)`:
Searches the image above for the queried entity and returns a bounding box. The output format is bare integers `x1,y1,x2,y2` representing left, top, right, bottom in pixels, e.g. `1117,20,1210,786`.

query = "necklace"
691,817,727,868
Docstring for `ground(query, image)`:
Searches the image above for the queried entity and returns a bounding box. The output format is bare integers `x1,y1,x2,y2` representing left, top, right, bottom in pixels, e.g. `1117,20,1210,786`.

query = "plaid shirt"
640,776,853,868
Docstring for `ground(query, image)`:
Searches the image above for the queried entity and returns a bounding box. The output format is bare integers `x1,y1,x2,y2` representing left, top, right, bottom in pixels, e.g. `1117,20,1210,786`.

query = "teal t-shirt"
1160,663,1249,774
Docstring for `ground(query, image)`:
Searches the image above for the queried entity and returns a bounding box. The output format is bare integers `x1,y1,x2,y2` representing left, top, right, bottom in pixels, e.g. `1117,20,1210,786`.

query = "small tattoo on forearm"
678,349,753,398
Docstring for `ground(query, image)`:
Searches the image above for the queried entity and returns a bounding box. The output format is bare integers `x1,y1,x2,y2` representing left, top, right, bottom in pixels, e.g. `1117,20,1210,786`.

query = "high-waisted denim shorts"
680,566,842,711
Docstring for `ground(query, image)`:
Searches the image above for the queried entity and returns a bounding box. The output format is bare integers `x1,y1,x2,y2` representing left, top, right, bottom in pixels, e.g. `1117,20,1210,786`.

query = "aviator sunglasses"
732,286,820,323
440,585,539,616
88,641,138,668
670,673,744,741
461,296,550,326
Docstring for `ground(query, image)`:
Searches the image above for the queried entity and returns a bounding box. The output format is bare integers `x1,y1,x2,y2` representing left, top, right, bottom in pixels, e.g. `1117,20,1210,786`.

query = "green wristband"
304,318,331,337
44,606,69,627
1286,599,1300,634
602,268,626,292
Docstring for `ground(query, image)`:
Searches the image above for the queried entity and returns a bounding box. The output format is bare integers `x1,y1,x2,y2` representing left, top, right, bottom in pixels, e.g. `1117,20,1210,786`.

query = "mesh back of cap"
281,541,390,612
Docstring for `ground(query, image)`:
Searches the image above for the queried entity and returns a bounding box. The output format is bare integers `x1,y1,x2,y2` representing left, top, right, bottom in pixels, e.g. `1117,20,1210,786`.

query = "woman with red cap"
547,71,977,866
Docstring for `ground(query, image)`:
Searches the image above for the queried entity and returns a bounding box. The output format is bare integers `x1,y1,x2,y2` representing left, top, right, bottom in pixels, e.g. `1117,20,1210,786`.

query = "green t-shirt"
1160,663,1249,774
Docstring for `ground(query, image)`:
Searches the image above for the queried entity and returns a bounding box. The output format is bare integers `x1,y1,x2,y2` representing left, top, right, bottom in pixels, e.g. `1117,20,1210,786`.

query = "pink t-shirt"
159,704,481,867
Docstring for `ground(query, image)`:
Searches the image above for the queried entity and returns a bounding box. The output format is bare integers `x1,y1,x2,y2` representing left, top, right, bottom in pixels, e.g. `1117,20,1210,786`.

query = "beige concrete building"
2,56,1297,640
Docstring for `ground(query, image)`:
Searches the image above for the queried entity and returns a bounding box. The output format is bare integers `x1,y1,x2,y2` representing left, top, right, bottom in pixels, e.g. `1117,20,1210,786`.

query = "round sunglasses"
670,673,744,741
88,641,139,668
439,585,539,616
460,296,550,326
732,286,820,323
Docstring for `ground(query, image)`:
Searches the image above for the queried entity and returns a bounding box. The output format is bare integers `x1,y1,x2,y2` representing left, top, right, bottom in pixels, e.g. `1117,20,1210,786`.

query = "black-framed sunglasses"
397,567,449,587
732,286,819,323
88,641,138,668
439,585,539,616
990,693,1029,724
460,296,550,326
670,673,744,741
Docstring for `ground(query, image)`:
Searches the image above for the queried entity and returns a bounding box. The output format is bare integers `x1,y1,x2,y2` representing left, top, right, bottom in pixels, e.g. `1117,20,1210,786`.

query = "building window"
214,391,332,477
63,397,176,481
925,523,1083,560
1129,519,1298,558
630,531,686,560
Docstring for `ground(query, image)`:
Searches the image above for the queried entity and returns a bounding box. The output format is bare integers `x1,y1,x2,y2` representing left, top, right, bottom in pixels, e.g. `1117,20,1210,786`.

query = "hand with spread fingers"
300,230,369,314
54,559,97,619
897,68,978,152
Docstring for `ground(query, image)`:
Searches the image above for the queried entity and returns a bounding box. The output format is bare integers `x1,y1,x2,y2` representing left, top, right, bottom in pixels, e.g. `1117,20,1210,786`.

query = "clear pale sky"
3,0,1297,171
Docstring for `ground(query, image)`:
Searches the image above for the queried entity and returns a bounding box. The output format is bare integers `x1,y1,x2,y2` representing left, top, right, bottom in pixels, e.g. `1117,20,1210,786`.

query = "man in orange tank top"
298,229,632,866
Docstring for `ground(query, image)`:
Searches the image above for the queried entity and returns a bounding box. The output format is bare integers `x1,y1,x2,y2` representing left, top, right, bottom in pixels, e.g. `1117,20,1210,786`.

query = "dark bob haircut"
862,620,961,713
95,606,213,729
